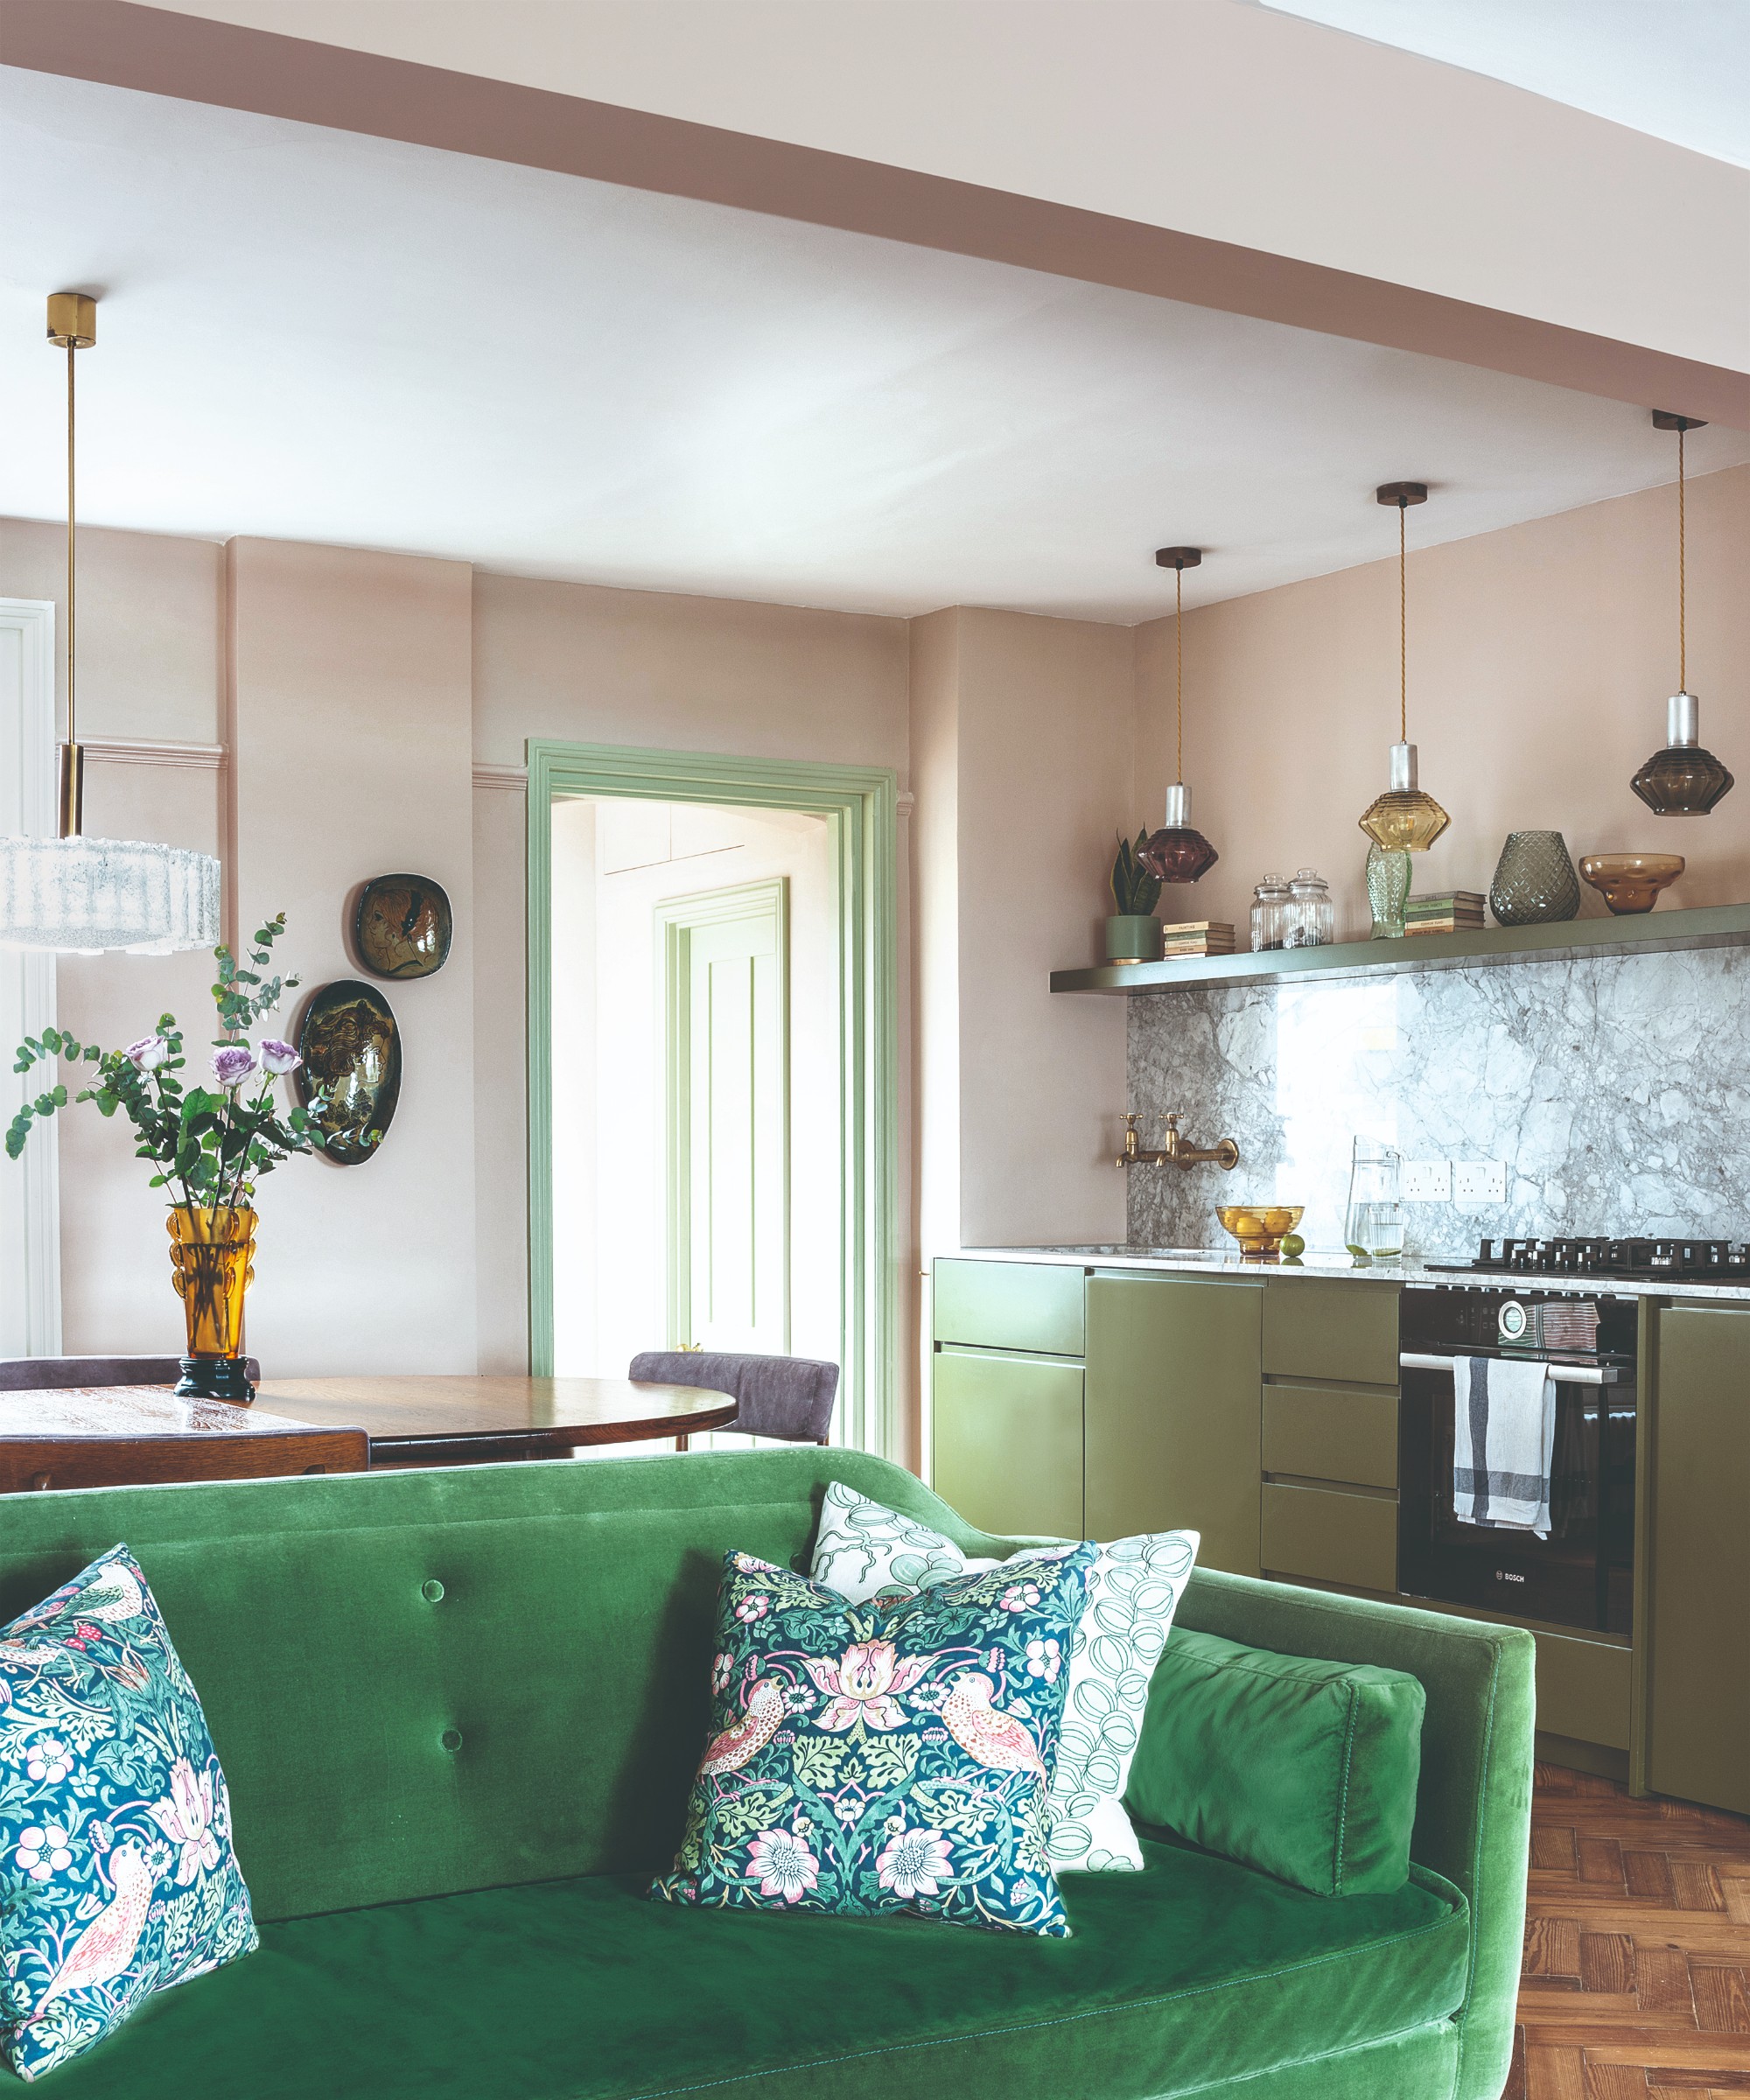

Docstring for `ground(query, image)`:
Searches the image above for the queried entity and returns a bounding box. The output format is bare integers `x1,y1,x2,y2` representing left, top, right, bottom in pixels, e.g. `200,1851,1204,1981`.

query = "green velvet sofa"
0,1448,1533,2099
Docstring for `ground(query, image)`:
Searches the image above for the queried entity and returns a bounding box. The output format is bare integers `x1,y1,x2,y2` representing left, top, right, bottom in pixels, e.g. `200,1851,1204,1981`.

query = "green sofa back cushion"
1124,1627,1425,1897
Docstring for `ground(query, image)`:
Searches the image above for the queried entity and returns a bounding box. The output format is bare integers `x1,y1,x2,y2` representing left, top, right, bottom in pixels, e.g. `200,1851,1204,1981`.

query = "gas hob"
1424,1236,1750,1284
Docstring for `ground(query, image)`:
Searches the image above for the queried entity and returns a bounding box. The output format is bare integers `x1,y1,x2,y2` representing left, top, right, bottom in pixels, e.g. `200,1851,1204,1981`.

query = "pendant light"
1358,481,1449,853
1139,547,1219,884
0,294,220,956
1631,411,1732,816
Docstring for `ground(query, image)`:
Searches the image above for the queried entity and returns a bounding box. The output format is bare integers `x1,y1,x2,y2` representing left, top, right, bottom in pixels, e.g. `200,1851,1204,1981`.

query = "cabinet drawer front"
1263,1383,1399,1490
931,1348,1084,1540
1262,1281,1399,1386
1262,1483,1397,1593
933,1258,1084,1356
1535,1632,1630,1753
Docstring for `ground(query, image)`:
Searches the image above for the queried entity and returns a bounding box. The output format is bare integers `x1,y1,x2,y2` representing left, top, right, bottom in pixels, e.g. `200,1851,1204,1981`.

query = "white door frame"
0,599,61,1355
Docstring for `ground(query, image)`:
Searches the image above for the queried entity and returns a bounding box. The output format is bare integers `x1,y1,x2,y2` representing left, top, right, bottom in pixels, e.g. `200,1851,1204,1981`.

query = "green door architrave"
660,878,790,1358
526,739,899,1458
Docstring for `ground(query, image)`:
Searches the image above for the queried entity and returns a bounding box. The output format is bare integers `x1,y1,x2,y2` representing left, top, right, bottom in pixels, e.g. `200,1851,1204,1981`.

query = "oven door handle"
1399,1351,1624,1385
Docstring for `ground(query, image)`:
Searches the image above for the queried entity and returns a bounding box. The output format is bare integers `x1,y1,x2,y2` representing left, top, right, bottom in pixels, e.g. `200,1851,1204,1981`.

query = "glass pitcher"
1344,1138,1404,1262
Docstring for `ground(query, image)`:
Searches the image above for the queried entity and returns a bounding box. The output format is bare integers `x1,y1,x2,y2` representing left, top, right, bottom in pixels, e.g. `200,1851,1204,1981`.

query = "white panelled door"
662,879,788,1354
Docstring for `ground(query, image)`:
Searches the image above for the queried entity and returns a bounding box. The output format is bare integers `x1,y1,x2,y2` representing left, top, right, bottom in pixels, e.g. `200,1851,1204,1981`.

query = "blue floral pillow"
652,1544,1097,1936
0,1546,256,2082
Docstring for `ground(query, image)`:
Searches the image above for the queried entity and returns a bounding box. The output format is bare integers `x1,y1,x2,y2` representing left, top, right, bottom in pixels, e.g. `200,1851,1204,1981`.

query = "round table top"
250,1374,738,1451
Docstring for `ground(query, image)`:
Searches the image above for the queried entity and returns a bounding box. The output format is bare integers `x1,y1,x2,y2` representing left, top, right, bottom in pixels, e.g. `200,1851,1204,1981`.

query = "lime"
1279,1232,1306,1258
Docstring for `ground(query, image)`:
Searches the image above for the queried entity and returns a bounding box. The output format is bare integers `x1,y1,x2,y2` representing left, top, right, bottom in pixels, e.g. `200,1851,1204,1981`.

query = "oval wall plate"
295,980,402,1166
354,872,453,980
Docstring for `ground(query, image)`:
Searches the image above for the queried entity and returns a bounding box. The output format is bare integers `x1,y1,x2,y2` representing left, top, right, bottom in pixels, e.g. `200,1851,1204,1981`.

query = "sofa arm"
1168,1569,1534,2100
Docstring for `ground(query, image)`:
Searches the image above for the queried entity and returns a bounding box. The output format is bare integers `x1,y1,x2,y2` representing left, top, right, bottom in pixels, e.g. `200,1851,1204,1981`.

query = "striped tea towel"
1452,1355,1556,1539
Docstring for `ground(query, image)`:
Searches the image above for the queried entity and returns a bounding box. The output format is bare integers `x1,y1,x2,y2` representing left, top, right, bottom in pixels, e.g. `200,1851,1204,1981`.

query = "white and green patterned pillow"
811,1483,1198,1872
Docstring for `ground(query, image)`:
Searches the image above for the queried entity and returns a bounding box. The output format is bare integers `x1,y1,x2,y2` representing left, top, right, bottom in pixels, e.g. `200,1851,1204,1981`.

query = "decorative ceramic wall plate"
354,872,453,979
295,981,402,1166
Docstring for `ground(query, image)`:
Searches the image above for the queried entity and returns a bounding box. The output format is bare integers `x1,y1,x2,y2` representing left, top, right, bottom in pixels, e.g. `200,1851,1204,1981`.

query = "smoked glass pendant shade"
1632,693,1734,816
1358,742,1449,853
1140,781,1219,884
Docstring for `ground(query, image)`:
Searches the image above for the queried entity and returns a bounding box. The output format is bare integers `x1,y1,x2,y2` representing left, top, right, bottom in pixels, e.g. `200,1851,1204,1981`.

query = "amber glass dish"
1216,1204,1305,1261
1578,852,1685,915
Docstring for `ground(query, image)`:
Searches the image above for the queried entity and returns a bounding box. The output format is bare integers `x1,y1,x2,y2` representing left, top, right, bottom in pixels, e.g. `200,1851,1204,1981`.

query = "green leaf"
33,1092,56,1116
40,1026,62,1054
51,1085,66,1107
82,1043,100,1061
96,1092,120,1117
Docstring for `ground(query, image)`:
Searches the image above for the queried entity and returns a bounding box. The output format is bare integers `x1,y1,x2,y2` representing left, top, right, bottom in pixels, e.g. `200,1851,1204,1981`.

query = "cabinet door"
1084,1275,1263,1573
932,1348,1084,1539
1647,1306,1750,1814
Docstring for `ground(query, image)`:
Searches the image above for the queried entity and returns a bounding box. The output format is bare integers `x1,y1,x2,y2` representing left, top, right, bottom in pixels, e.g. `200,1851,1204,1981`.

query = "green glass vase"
1365,844,1411,939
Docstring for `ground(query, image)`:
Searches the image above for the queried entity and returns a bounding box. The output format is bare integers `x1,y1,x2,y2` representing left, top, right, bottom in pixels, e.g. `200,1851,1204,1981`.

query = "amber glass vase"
167,1205,257,1402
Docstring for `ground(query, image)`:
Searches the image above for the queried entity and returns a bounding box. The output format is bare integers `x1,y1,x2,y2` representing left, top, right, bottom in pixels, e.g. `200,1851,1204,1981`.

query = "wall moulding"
80,737,227,771
472,761,528,792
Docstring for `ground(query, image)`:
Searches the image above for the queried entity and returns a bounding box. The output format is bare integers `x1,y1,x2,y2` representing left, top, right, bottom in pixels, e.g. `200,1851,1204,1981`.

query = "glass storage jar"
1284,867,1334,948
1250,874,1290,952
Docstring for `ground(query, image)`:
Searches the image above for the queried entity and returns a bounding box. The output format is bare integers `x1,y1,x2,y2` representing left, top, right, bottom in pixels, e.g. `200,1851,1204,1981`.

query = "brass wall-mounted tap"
1116,1111,1240,1172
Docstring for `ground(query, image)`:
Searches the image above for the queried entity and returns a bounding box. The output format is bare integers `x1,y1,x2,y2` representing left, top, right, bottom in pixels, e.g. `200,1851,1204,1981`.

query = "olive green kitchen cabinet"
1083,1273,1264,1574
1645,1305,1750,1816
931,1347,1086,1540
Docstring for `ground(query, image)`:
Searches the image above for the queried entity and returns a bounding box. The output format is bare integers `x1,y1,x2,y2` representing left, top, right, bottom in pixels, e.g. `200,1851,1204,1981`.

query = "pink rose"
210,1044,259,1091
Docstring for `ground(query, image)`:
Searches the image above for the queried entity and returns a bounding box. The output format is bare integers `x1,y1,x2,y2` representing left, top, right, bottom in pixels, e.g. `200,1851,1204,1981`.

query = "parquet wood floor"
1507,1763,1750,2099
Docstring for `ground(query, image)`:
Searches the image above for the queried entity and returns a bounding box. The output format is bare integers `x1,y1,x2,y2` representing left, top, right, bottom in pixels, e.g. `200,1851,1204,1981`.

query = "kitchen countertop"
956,1244,1750,1302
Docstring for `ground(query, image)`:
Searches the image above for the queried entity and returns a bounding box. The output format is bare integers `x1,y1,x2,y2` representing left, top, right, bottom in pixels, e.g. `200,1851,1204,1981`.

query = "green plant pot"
1104,914,1163,963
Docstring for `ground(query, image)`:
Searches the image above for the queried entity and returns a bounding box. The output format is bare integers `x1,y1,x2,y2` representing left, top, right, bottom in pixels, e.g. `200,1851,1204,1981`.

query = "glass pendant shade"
1139,782,1219,884
1358,742,1449,853
0,835,220,955
1631,692,1734,816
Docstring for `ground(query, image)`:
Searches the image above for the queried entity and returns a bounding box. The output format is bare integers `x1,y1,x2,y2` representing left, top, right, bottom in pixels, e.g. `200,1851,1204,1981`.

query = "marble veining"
1127,944,1750,1259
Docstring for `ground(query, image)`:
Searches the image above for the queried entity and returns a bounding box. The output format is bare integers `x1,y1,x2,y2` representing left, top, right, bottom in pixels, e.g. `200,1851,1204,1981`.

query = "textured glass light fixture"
1358,482,1449,853
1139,547,1219,885
0,294,220,956
1631,412,1732,816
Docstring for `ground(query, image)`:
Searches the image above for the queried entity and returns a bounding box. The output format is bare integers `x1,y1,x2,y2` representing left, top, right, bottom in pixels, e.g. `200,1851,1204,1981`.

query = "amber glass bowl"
1216,1205,1305,1261
1578,852,1685,916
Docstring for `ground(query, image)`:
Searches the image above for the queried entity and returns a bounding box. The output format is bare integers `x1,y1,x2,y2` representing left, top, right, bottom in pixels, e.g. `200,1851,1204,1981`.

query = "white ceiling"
0,65,1744,626
1255,0,1750,169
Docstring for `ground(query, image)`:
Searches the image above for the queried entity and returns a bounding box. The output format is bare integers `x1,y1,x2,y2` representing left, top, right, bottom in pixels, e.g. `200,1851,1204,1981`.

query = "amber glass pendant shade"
1140,782,1219,884
1632,696,1733,815
1358,743,1449,852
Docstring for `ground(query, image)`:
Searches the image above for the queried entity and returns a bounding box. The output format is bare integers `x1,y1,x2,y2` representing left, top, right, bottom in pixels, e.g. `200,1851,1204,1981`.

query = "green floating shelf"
1050,902,1750,997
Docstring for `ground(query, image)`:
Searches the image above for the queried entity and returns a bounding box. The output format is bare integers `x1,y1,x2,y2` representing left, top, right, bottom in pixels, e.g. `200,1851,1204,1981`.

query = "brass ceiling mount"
46,292,96,350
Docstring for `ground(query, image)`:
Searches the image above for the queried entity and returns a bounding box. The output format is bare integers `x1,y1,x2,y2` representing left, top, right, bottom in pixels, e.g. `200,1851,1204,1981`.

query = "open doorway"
527,742,898,1455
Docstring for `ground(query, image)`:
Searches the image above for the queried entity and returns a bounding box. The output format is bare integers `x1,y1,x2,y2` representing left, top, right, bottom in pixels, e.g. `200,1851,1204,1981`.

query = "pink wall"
1133,466,1750,945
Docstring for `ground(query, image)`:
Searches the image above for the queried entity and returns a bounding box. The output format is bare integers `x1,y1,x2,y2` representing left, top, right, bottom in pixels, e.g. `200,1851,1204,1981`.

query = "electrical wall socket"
1404,1160,1452,1200
1454,1160,1508,1204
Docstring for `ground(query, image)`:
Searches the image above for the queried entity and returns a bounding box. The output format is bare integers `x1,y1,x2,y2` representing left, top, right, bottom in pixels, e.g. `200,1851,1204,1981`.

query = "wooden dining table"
252,1375,740,1467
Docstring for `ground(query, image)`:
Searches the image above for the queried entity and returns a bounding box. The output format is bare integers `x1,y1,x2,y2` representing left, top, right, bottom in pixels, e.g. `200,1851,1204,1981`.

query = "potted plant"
6,914,330,1401
1107,830,1164,963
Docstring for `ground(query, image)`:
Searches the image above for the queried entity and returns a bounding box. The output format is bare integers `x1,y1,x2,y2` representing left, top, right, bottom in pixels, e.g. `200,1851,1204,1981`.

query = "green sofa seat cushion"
1125,1629,1426,1899
31,1838,1468,2100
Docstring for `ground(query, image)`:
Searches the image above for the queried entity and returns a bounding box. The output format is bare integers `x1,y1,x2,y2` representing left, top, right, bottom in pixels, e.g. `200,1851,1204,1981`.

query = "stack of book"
1403,892,1486,936
1158,920,1237,958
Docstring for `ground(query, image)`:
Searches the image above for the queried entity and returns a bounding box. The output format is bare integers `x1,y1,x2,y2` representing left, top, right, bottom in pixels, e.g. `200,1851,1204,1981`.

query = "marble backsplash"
1126,944,1750,1259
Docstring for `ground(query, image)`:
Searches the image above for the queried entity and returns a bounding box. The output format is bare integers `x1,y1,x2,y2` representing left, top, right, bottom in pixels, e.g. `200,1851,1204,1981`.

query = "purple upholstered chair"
0,1356,262,1393
627,1352,838,1449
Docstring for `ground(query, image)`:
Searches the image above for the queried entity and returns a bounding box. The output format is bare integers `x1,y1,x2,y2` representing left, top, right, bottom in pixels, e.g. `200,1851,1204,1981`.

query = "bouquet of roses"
6,914,331,1207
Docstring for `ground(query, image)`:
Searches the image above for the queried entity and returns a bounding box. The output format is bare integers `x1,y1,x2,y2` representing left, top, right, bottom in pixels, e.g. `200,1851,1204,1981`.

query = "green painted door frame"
526,738,900,1458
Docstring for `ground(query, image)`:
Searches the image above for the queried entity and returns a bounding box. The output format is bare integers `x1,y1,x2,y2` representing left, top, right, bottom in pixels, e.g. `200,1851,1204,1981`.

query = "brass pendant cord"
1677,423,1687,692
1397,498,1407,744
1175,563,1184,784
65,334,76,756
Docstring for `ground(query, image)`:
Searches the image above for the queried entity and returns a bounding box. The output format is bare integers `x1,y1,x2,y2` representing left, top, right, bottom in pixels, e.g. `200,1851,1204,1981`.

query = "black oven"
1397,1284,1636,1635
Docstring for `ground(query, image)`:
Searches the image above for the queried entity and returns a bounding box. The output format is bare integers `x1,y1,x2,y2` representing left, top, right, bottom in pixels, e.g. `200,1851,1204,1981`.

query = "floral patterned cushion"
651,1544,1098,1936
811,1484,1199,1872
0,1546,256,2082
